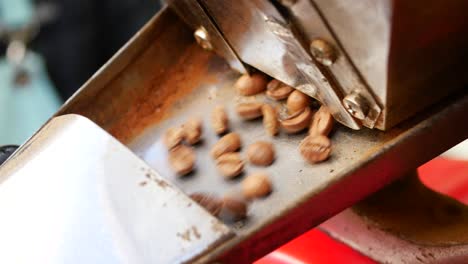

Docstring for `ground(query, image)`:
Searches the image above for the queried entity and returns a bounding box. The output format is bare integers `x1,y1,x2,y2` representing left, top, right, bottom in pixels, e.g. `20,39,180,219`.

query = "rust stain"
106,45,220,144
177,229,192,242
192,226,201,240
144,170,170,189
154,178,170,189
139,181,148,187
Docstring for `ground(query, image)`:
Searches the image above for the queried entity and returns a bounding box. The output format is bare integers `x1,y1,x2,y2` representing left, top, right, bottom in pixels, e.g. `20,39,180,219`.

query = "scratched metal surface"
0,114,233,264
128,66,384,235
125,48,468,262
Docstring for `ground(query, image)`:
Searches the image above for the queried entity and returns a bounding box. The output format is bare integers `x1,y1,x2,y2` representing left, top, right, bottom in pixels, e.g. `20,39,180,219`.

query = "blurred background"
1,0,161,145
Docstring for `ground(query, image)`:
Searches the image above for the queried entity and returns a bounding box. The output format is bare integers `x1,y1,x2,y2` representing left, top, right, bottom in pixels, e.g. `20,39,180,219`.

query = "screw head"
194,27,213,51
343,92,370,120
310,38,337,66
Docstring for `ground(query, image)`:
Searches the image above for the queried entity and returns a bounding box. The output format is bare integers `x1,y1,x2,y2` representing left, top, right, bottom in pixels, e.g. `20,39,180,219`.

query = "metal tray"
53,7,468,262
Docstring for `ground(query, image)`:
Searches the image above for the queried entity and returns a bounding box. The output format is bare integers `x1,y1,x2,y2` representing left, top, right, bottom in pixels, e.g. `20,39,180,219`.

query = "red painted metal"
257,157,468,263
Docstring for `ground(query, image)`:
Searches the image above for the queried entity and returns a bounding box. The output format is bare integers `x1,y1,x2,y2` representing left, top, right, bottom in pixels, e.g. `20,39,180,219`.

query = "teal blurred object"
0,0,62,145
0,53,62,146
0,0,33,29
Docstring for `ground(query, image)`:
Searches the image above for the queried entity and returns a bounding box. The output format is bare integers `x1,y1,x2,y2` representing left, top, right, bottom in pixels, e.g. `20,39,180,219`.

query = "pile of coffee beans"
163,72,335,223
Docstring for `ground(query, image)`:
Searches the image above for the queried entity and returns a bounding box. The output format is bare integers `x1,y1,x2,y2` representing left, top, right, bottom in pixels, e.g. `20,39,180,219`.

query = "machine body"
0,1,468,263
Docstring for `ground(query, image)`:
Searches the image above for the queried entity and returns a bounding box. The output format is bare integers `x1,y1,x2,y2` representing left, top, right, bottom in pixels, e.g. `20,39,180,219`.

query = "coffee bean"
163,127,184,149
220,195,248,221
169,145,196,176
216,152,244,179
236,102,264,120
299,135,331,163
247,141,275,166
211,132,241,158
287,90,311,114
183,117,203,145
212,105,229,135
242,172,272,199
190,193,222,216
309,106,334,137
281,107,313,133
266,80,294,100
262,104,279,136
234,73,268,96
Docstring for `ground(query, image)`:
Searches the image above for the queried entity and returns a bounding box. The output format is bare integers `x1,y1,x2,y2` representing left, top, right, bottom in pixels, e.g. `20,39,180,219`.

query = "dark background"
32,0,161,100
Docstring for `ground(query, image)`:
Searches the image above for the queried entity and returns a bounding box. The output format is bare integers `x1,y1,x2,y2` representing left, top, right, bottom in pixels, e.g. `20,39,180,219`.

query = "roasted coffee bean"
183,117,203,145
281,107,313,133
220,195,248,221
247,141,275,166
236,102,264,120
216,152,244,179
163,127,184,149
309,106,334,137
242,172,272,199
235,73,268,96
212,105,229,135
262,104,279,136
299,135,331,164
266,80,294,100
287,90,311,114
190,193,222,216
168,145,196,176
211,132,241,158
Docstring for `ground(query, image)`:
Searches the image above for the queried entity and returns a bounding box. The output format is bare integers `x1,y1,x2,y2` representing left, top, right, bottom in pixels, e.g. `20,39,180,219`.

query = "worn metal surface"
56,7,199,143
289,0,382,128
0,115,233,264
199,0,363,130
57,0,468,132
320,171,468,264
125,60,468,262
167,0,468,131
311,0,391,107
313,0,468,129
167,0,247,74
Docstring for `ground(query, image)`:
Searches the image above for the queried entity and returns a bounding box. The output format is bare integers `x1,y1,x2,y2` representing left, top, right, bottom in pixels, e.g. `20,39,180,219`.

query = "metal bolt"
194,27,213,51
343,92,370,120
279,0,298,7
310,38,337,66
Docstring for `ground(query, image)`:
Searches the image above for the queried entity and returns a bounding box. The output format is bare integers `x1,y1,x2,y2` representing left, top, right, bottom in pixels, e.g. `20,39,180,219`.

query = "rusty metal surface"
56,7,196,142
320,171,468,264
0,115,233,264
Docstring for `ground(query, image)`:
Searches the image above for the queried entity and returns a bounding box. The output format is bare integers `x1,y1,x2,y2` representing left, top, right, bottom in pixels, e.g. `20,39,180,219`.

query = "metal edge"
196,91,468,262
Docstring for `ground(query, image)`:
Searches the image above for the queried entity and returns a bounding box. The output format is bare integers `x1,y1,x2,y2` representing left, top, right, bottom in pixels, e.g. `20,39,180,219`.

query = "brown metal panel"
314,0,468,129
386,0,468,128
